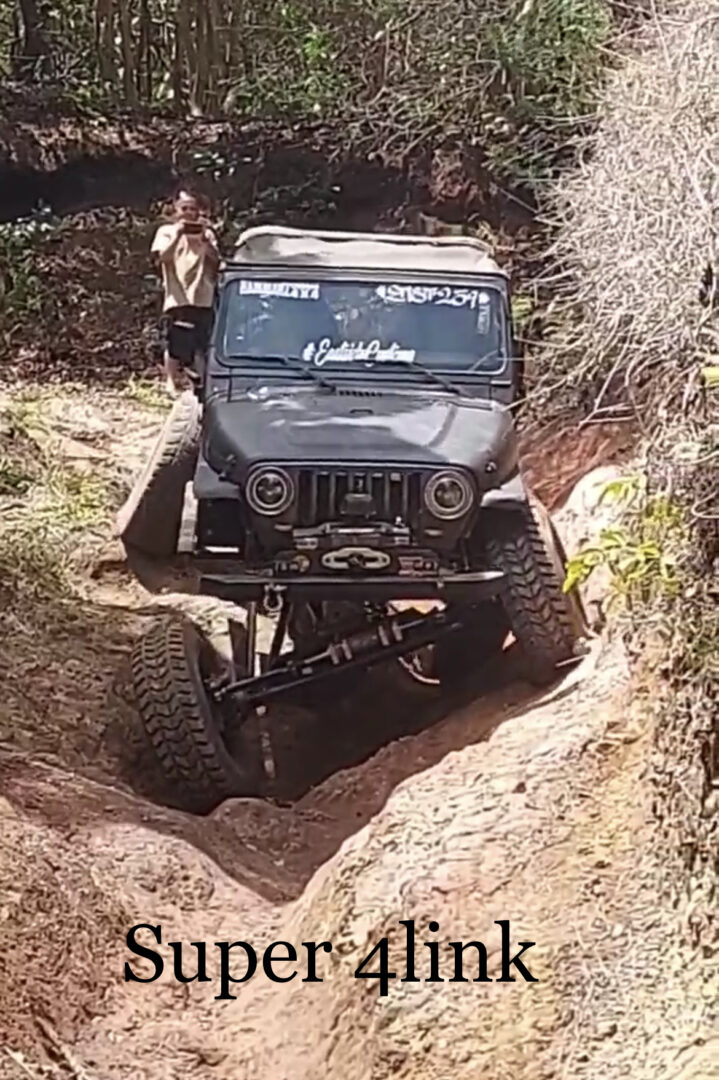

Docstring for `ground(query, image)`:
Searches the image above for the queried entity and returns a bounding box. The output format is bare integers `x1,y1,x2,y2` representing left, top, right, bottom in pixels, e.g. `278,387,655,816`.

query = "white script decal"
302,339,417,366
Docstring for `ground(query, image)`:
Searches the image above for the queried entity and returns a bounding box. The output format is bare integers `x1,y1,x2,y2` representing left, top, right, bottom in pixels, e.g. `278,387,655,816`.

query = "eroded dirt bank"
0,391,712,1079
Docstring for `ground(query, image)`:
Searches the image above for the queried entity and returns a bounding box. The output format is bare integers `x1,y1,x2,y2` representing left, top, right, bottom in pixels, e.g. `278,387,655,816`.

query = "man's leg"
164,309,194,396
190,307,213,390
164,351,190,396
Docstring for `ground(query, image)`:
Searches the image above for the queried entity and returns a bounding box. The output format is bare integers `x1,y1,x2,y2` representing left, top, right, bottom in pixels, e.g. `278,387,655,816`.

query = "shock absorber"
326,615,407,665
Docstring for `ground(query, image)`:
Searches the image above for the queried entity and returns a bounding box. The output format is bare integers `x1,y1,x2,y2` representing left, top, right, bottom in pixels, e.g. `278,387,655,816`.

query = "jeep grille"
296,467,423,526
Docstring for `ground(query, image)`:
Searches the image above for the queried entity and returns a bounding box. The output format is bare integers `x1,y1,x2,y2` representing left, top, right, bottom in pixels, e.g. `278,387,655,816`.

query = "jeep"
118,226,587,811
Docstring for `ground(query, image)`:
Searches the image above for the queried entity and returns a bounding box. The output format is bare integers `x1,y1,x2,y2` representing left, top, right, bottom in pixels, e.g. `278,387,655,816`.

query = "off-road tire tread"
434,601,510,683
131,617,246,812
117,392,200,558
487,503,581,685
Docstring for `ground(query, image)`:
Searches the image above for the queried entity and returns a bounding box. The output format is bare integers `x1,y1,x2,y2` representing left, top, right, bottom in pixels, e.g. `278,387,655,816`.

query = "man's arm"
151,223,183,264
202,226,221,270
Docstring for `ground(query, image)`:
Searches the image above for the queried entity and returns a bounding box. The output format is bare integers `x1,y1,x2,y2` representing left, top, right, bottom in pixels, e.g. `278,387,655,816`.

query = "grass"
43,467,114,530
120,375,168,411
0,390,122,613
0,521,73,607
0,454,35,496
0,393,45,499
1,389,47,438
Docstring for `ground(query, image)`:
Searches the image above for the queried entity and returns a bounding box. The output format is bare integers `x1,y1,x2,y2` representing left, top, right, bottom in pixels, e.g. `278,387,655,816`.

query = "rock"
51,435,107,461
554,465,631,624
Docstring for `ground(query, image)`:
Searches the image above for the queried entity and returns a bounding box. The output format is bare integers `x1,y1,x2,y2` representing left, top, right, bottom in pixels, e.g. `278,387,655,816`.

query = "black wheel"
116,391,200,558
130,615,264,812
486,495,588,686
433,601,511,684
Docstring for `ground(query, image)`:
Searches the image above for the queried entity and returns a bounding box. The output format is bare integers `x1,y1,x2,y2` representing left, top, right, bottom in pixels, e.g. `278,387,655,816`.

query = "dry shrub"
540,0,718,630
541,0,717,964
536,0,718,415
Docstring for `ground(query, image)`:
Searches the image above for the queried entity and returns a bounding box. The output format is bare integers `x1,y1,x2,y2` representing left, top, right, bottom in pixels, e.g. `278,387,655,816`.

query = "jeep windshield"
217,277,508,377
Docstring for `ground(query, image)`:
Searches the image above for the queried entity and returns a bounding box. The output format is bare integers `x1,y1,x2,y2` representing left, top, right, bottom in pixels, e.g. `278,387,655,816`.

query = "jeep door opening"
118,226,588,811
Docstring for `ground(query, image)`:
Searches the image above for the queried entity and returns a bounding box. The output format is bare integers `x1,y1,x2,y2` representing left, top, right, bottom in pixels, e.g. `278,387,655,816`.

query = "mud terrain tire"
116,391,200,558
433,601,510,683
131,616,263,813
486,497,587,686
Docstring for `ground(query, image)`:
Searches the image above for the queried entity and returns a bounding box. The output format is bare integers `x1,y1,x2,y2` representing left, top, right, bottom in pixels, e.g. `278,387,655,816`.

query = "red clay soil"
520,418,636,510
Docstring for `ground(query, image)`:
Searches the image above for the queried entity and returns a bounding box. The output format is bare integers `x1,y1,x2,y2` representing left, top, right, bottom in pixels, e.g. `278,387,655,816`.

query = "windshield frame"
212,265,514,386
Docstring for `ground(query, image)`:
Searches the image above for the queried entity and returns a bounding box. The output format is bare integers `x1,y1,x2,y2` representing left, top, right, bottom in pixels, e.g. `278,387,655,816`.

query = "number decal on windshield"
375,284,488,309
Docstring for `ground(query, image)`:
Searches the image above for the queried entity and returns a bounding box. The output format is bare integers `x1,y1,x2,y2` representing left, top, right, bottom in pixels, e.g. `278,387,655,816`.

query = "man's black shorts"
162,305,212,365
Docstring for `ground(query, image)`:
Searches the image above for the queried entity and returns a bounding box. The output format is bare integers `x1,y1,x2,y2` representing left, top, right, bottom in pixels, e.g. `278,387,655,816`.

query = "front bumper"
200,568,505,604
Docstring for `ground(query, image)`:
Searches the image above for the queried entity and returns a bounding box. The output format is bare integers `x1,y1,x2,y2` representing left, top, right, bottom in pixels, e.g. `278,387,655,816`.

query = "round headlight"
424,470,474,520
246,467,294,516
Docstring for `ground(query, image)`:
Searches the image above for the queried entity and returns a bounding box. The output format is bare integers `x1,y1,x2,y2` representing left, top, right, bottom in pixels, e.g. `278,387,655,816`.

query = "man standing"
151,187,220,395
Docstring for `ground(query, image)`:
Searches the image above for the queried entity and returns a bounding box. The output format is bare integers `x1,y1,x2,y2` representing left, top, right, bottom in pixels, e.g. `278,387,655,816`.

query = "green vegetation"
564,476,685,612
1,0,617,187
0,208,58,347
0,391,115,608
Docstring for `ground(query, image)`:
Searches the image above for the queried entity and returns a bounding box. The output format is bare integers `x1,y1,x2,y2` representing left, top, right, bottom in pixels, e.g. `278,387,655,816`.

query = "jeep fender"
480,469,529,512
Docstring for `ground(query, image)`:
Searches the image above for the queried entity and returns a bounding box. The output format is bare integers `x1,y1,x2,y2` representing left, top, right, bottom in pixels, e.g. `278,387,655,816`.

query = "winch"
320,547,392,571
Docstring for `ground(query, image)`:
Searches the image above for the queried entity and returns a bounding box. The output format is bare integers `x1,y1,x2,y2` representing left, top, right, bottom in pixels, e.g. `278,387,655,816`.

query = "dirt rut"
1,390,710,1080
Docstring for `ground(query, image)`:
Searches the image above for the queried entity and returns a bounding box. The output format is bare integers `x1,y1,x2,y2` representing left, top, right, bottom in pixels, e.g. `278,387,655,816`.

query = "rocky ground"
0,386,713,1080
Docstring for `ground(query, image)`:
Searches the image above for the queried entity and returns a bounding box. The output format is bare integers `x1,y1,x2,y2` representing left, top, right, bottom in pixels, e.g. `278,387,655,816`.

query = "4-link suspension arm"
216,604,462,711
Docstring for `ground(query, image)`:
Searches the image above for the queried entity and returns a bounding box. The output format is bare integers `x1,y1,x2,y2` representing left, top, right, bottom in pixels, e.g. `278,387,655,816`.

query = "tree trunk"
194,0,209,114
14,0,50,80
95,0,117,91
176,0,197,113
171,15,185,110
138,0,151,103
118,0,139,107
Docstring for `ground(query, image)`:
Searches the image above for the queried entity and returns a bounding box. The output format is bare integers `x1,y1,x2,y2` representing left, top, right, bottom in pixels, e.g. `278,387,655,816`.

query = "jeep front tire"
130,615,264,812
486,497,587,686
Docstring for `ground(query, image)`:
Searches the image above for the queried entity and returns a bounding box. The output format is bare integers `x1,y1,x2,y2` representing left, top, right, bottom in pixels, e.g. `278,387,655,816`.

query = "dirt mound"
0,748,293,1067
2,640,713,1080
1,384,710,1079
258,649,642,1079
0,781,130,1058
253,651,711,1080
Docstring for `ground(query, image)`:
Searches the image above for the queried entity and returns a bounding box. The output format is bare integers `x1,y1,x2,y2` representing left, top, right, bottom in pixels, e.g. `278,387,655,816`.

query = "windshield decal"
302,338,416,367
375,284,489,309
476,296,491,334
239,279,321,300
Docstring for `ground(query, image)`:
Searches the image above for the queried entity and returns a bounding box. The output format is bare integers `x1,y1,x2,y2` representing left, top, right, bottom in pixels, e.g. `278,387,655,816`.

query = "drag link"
216,609,464,711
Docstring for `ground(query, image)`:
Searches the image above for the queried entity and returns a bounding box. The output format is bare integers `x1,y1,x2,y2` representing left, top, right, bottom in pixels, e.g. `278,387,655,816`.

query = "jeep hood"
203,385,517,485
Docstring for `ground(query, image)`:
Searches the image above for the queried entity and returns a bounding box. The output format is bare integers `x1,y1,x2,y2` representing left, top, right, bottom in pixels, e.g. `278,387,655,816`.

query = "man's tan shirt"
151,224,219,312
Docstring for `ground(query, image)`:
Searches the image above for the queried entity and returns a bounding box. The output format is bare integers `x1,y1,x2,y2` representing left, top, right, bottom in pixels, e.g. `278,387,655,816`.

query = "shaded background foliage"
1,0,618,185
0,0,632,376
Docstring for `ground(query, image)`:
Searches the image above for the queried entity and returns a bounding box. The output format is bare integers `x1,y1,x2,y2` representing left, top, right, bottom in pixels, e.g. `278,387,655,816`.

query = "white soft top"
230,225,506,278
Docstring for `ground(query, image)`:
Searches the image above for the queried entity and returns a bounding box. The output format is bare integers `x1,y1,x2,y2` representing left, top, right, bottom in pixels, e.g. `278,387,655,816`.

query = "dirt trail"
1,641,608,1075
0,388,711,1080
